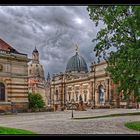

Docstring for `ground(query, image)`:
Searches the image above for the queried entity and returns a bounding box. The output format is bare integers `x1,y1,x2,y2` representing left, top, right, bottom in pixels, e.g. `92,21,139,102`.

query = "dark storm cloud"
0,6,101,78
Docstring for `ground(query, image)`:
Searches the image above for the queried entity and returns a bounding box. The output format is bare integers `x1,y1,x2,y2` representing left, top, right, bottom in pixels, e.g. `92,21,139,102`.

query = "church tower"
28,47,47,106
28,47,45,81
32,47,39,64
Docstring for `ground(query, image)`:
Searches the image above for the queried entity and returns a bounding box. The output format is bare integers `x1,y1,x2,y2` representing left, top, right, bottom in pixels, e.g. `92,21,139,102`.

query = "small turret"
32,46,39,64
47,72,51,81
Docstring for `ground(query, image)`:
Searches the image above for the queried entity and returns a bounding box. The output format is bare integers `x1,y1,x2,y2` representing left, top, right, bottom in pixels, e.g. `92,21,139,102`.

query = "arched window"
0,82,5,101
98,85,105,104
56,90,58,101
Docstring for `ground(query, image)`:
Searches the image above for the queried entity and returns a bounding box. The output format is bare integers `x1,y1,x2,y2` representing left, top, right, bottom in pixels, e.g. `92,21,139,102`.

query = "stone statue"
78,95,86,111
79,95,83,103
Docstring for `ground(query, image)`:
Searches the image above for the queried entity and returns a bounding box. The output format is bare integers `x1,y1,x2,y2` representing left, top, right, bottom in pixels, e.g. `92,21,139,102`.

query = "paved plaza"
0,109,140,134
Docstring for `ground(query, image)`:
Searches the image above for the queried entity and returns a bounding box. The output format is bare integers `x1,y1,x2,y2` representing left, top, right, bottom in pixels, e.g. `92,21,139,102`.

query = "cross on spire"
34,46,37,51
75,44,79,54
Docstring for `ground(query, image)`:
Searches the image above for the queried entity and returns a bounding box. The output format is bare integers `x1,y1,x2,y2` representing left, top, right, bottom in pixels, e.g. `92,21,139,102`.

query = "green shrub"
28,92,45,111
125,121,140,131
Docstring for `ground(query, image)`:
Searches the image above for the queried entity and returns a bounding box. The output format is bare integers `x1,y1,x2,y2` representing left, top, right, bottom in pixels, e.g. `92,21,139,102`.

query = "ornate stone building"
28,47,47,106
0,37,136,112
48,45,127,111
0,38,29,112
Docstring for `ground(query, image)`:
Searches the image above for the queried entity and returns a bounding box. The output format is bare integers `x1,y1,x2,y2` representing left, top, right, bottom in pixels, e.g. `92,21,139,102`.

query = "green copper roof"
66,52,88,73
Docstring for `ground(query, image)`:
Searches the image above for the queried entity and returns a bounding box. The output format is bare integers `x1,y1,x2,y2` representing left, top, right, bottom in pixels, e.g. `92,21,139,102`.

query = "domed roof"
66,51,88,73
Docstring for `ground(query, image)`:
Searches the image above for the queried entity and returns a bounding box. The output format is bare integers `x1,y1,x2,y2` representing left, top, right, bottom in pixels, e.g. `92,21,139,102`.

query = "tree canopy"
87,6,140,100
28,92,45,111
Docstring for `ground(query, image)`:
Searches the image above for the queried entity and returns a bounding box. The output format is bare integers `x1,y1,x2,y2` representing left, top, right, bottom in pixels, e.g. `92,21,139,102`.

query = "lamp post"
65,100,68,110
71,98,75,119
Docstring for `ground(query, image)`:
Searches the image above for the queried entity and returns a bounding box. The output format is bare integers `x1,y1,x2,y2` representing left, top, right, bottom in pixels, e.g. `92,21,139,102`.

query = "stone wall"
0,49,29,112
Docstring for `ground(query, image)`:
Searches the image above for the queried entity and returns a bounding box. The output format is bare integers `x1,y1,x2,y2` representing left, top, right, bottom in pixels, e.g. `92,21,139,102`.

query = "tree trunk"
126,98,130,108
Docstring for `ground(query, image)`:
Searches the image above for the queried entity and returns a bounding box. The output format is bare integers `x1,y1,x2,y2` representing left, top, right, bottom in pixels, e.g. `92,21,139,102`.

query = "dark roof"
0,38,26,55
33,47,38,53
66,52,88,73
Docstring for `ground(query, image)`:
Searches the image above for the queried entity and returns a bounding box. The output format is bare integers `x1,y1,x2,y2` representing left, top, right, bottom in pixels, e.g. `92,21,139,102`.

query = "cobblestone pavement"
0,109,140,134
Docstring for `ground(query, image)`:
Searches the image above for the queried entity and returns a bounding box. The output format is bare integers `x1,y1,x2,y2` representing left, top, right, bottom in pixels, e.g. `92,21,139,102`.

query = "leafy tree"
87,6,140,104
28,92,45,111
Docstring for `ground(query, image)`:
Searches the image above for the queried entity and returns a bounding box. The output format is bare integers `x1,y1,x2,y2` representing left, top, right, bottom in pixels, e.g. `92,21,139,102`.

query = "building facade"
48,46,136,111
0,38,29,112
0,38,137,112
28,47,48,106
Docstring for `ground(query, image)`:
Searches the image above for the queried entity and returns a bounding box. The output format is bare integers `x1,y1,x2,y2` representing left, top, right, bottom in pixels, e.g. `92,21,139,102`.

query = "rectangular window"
0,83,5,101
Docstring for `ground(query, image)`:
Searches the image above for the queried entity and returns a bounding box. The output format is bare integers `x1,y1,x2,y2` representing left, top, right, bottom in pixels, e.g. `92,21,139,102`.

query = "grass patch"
125,121,140,131
0,126,36,134
74,112,140,120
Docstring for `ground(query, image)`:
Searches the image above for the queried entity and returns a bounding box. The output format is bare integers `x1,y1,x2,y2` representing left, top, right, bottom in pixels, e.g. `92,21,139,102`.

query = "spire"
47,72,50,81
75,44,79,54
33,46,38,53
32,46,39,63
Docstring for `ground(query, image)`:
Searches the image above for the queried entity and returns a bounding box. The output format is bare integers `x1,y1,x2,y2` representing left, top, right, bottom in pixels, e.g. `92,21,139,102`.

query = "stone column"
51,84,55,110
59,84,63,110
96,82,99,105
106,78,110,103
63,82,66,109
60,83,64,108
89,81,93,101
80,83,83,99
115,84,120,108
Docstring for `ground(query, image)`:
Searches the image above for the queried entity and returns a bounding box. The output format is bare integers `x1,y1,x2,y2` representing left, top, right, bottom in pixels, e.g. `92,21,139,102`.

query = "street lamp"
71,99,75,119
65,100,68,110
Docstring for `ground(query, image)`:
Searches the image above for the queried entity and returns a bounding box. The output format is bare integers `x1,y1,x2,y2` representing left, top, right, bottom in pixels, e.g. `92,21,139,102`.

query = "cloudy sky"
0,6,101,78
